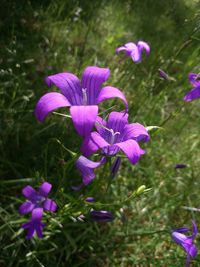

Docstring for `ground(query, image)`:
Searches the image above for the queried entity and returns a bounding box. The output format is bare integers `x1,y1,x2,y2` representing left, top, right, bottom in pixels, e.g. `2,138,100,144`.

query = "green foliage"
0,0,200,266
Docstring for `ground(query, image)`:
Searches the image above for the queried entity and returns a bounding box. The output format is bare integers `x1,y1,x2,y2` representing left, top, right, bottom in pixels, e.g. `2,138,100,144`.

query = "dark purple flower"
85,197,95,202
175,164,187,169
172,220,198,267
19,182,57,215
184,73,200,102
90,210,114,222
110,157,121,177
35,66,128,137
22,208,45,239
158,69,169,80
81,111,150,165
116,41,150,63
76,155,106,185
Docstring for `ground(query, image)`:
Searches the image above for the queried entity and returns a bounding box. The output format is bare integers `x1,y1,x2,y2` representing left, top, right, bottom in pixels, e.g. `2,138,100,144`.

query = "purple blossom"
85,197,95,202
22,208,45,239
116,41,150,63
19,182,57,215
76,155,106,185
81,111,150,165
183,73,200,102
172,221,198,267
35,66,128,137
158,68,169,80
175,164,187,169
90,210,114,222
110,157,121,177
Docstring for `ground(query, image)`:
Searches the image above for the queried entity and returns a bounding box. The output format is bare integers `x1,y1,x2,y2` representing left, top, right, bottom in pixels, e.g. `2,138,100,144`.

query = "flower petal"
137,41,150,56
131,48,141,63
90,210,114,222
95,116,107,135
32,208,43,221
97,86,128,112
81,66,110,105
45,73,82,105
70,105,98,137
35,92,71,122
107,111,128,133
188,73,200,87
115,139,145,164
183,86,200,102
39,182,52,197
19,201,35,215
22,185,36,200
116,46,126,53
123,123,150,142
81,132,110,156
43,198,57,212
76,156,105,185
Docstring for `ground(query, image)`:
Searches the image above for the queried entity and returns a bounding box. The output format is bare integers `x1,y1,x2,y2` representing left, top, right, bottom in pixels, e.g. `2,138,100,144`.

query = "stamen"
95,122,120,144
82,88,88,105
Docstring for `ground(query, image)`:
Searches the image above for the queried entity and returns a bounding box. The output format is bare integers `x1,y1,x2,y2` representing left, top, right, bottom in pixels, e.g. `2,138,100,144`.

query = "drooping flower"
22,208,45,239
116,41,150,63
90,210,114,222
35,66,128,137
76,155,106,185
172,220,198,267
183,73,200,102
19,182,57,215
81,111,150,165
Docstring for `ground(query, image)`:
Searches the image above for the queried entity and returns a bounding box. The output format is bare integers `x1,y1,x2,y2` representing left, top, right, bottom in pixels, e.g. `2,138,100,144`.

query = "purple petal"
22,185,36,200
97,86,128,112
90,210,114,222
125,42,138,56
116,46,126,53
19,201,35,215
35,92,71,122
188,244,198,258
38,182,52,197
183,85,200,102
32,207,43,221
137,41,150,56
131,48,141,63
85,197,95,202
115,139,145,164
76,155,105,185
95,116,107,135
175,164,187,169
192,220,198,238
123,123,150,142
43,198,57,212
110,157,121,177
45,72,82,105
81,132,110,156
35,223,45,238
158,69,168,80
188,73,200,87
81,66,110,105
107,111,128,133
70,105,98,137
172,231,189,245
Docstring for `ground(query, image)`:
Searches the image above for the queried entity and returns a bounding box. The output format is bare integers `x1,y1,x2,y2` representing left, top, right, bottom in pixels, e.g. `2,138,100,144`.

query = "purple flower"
19,182,57,215
175,164,187,169
158,69,169,80
172,220,198,267
22,208,45,239
110,157,121,177
76,155,106,185
116,41,150,63
90,210,114,222
81,111,150,165
35,66,128,137
85,197,95,202
184,73,200,102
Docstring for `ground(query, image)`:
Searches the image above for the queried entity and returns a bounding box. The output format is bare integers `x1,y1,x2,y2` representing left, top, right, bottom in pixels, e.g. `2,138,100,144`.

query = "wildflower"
76,155,106,185
183,73,200,102
22,208,45,239
158,68,169,80
81,111,150,165
19,182,57,215
90,210,114,222
110,157,121,177
35,66,128,137
85,197,95,202
172,220,198,267
116,41,150,63
175,164,187,169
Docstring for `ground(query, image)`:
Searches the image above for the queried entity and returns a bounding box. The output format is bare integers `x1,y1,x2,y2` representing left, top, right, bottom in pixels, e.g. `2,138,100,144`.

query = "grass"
1,0,200,266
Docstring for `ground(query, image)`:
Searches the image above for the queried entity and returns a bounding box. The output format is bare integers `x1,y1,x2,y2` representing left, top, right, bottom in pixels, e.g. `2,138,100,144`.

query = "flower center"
95,122,120,144
82,88,88,105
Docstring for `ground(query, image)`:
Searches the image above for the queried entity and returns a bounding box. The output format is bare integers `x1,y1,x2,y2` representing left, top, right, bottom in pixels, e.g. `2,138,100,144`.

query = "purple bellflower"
110,157,121,178
76,155,106,185
158,69,169,80
19,182,57,215
184,73,200,102
81,111,150,165
175,164,187,169
116,41,150,63
35,66,128,137
90,210,114,222
22,208,45,239
172,220,198,267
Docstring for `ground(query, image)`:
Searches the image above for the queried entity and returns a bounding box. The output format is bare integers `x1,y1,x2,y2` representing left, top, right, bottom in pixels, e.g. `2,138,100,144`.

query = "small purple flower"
81,112,150,165
184,72,200,102
19,182,57,215
110,157,121,178
85,197,95,202
76,155,106,185
172,220,198,267
158,69,169,80
35,66,128,137
22,208,45,239
116,41,150,63
90,210,114,222
175,164,187,169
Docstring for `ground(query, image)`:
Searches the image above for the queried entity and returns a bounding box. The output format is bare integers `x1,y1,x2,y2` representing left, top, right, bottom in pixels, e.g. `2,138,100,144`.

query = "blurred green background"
1,0,200,266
